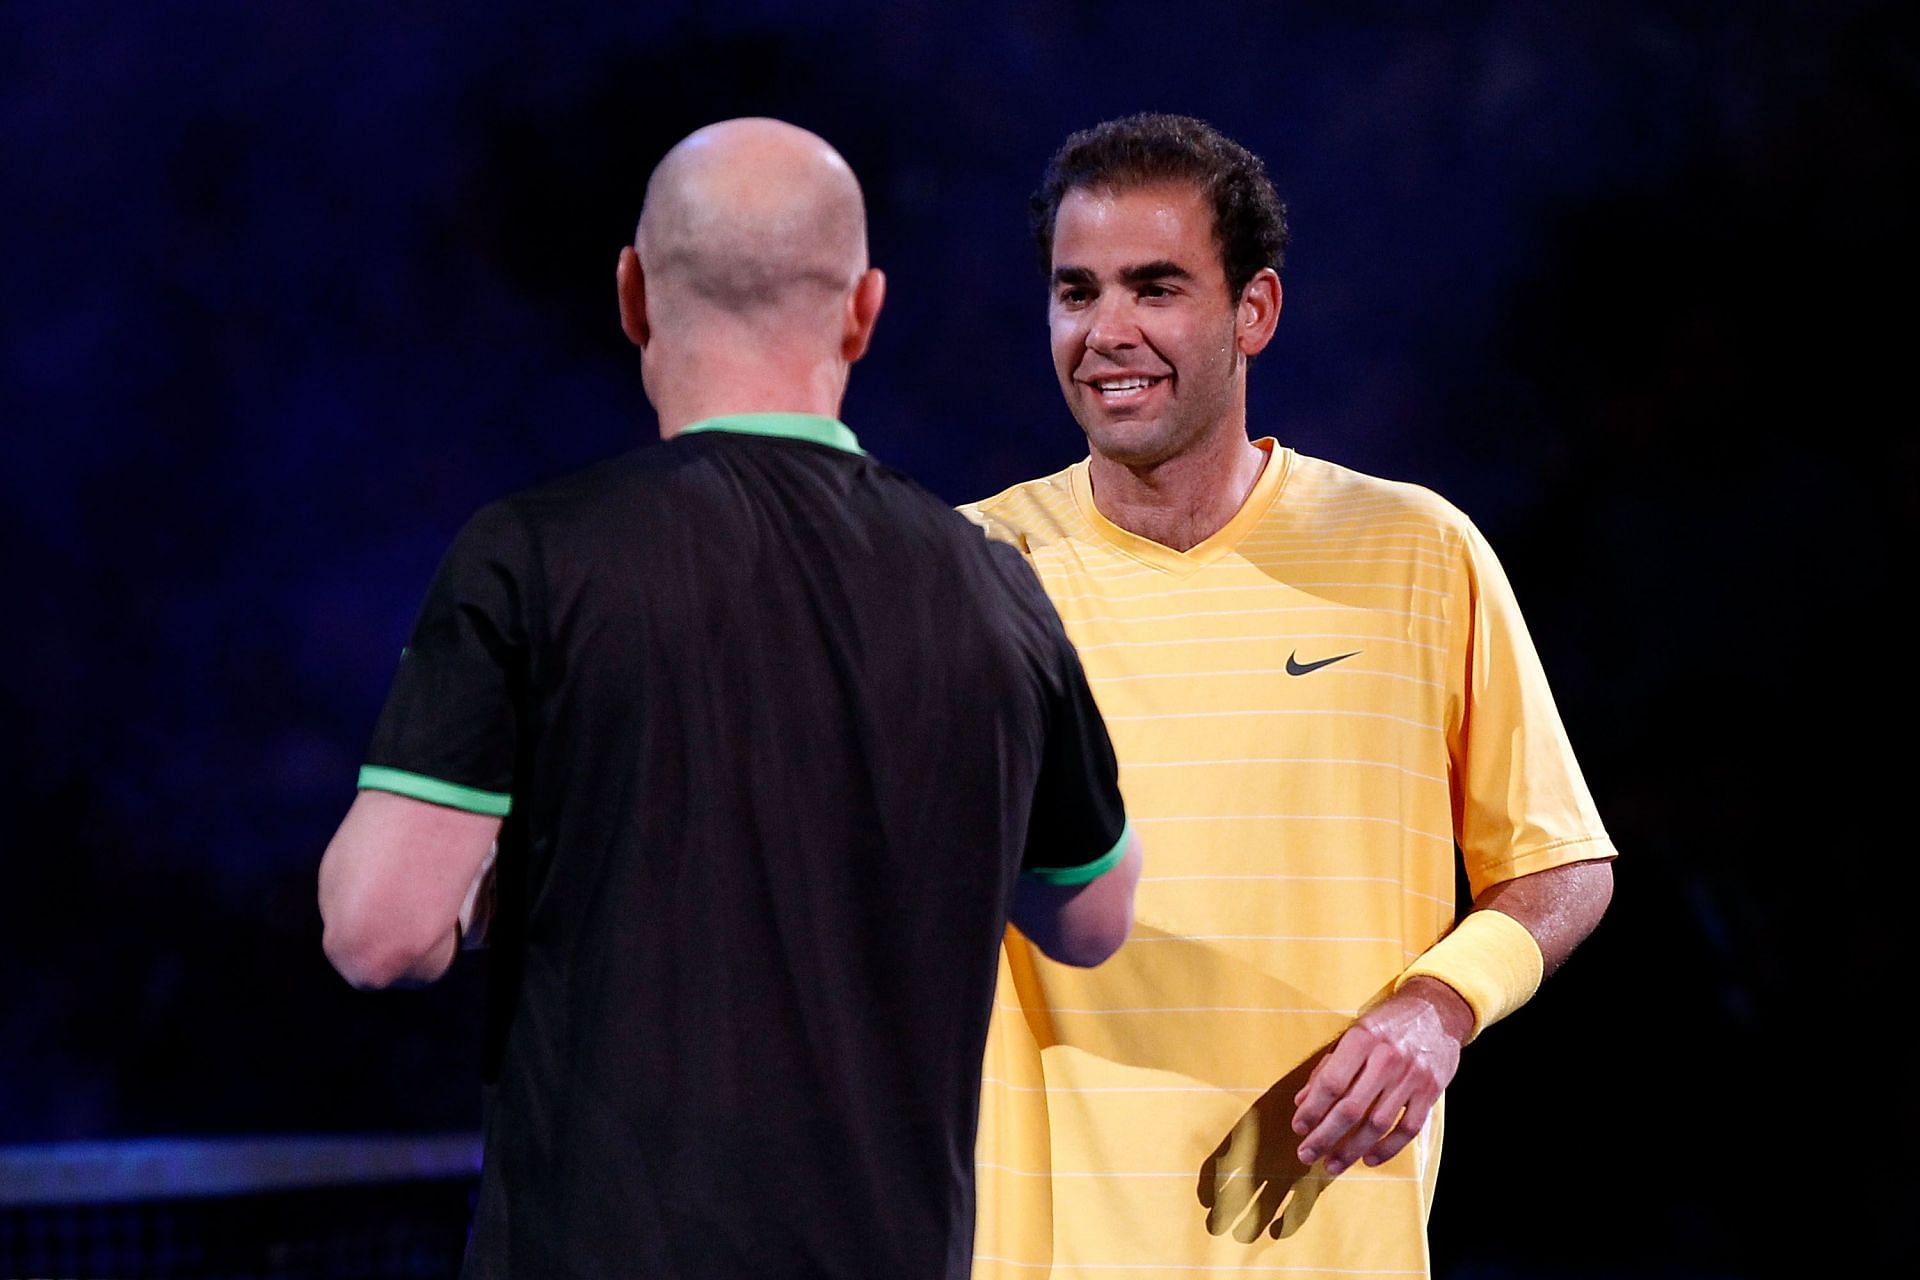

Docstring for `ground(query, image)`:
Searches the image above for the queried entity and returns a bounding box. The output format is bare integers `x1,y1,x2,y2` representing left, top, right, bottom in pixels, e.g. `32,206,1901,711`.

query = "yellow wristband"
1395,909,1543,1042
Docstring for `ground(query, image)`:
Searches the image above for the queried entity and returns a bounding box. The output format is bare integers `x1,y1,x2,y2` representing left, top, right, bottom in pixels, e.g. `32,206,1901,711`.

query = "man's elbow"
323,920,407,990
1017,831,1143,968
1590,858,1616,910
1045,901,1133,968
320,906,446,990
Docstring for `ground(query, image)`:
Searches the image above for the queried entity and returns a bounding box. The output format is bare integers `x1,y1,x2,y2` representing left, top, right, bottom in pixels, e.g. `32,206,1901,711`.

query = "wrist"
1396,975,1475,1045
1395,908,1544,1043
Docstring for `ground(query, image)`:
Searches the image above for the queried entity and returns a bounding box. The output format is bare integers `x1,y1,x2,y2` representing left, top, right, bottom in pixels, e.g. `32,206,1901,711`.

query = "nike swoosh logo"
1286,649,1361,676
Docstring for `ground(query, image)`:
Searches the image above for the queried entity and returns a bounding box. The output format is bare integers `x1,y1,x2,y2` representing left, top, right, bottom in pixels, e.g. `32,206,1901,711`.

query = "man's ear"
1236,267,1282,358
841,268,887,363
617,246,650,349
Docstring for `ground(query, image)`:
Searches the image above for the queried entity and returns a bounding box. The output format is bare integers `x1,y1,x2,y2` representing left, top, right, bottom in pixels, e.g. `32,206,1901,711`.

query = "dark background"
4,1,1914,1275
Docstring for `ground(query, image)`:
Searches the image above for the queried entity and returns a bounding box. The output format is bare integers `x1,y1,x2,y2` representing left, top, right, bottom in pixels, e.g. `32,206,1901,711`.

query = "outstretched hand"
1290,978,1472,1177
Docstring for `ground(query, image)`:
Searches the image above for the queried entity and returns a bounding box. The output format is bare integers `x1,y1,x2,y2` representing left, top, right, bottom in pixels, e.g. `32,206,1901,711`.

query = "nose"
1084,292,1139,355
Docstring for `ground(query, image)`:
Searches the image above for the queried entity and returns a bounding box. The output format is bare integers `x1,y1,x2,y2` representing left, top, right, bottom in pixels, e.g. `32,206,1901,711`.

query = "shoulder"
503,449,661,513
420,454,678,592
1281,450,1481,549
956,461,1085,555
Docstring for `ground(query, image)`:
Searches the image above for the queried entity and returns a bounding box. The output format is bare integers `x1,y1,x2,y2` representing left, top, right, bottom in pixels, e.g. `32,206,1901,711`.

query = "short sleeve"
1004,553,1129,885
358,502,533,816
1450,520,1616,895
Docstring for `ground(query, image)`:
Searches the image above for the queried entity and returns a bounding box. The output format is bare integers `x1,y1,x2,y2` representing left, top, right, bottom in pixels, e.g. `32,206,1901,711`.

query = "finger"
1326,1053,1423,1172
1362,1080,1442,1169
1297,1044,1399,1169
1326,1071,1416,1175
1291,1037,1359,1110
1290,1034,1372,1136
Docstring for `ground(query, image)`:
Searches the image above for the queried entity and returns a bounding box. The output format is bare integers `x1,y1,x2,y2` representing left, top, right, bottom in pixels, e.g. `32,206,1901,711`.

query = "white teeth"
1095,376,1157,392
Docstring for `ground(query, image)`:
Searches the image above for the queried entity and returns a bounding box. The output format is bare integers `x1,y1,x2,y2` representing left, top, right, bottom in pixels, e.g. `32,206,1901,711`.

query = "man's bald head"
636,119,869,327
617,119,886,432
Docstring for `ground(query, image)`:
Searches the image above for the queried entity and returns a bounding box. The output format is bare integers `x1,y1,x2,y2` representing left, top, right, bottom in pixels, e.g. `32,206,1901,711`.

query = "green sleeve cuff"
358,766,512,817
1025,817,1132,887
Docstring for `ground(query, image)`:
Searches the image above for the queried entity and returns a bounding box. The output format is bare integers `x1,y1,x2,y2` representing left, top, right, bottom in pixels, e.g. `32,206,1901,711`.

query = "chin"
1080,415,1183,468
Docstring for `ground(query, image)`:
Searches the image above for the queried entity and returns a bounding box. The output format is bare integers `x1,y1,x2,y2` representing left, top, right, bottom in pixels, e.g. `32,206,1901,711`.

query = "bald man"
318,119,1141,1278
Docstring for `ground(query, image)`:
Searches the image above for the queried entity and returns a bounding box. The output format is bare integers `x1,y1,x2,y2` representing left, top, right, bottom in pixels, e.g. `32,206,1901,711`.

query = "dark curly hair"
1030,113,1290,301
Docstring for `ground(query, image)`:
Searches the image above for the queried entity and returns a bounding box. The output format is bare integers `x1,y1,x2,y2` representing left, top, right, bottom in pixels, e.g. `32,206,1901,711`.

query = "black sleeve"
995,546,1129,884
358,501,532,816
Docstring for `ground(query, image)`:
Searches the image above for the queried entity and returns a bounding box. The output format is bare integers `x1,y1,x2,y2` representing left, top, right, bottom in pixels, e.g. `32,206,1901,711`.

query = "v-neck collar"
1069,438,1293,575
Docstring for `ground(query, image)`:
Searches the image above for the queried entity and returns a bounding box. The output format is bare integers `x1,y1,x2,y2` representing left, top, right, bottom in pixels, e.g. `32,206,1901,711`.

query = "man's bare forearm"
1474,857,1615,976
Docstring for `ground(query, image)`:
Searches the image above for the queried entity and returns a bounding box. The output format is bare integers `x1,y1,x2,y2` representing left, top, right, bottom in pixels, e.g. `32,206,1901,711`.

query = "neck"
649,346,849,439
1086,423,1267,553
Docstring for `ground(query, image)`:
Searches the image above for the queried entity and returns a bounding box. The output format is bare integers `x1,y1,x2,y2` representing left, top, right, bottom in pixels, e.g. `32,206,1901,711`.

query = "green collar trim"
678,413,865,456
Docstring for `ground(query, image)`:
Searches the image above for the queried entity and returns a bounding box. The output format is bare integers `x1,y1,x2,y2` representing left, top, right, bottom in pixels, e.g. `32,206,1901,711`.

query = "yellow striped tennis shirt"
959,439,1615,1279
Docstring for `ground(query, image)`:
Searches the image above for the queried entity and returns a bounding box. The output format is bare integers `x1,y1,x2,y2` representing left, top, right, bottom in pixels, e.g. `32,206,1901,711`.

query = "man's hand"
1290,977,1472,1176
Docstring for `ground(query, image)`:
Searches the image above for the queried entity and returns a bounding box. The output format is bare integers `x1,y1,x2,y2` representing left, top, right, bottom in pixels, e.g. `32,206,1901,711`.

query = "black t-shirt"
360,415,1128,1279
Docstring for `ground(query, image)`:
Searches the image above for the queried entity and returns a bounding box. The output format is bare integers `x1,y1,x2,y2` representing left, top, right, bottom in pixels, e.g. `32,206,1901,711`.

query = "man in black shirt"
317,118,1141,1278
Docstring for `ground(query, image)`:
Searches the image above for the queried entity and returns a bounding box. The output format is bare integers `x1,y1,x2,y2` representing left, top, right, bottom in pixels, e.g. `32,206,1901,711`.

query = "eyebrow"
1051,260,1195,287
1119,260,1193,285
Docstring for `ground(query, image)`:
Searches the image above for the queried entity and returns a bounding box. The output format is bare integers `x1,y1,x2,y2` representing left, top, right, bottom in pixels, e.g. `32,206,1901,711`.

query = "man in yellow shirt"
962,113,1617,1278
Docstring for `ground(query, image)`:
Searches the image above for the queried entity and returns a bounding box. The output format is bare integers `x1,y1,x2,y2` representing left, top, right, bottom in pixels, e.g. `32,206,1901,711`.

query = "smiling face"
1049,181,1271,469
